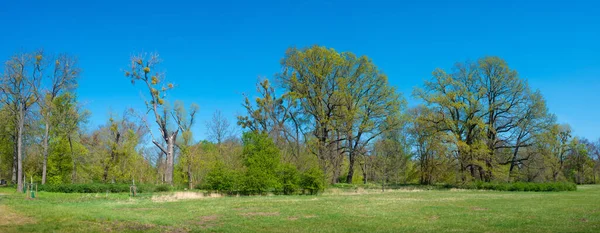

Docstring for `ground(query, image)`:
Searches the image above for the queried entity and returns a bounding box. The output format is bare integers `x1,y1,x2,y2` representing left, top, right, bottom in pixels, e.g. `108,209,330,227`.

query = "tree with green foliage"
278,163,300,194
47,93,88,183
89,110,147,183
174,101,199,189
564,138,594,184
300,166,325,195
0,108,16,181
238,79,306,166
241,131,281,194
278,45,404,184
414,61,487,182
407,106,452,185
414,56,551,182
204,160,240,194
34,54,79,184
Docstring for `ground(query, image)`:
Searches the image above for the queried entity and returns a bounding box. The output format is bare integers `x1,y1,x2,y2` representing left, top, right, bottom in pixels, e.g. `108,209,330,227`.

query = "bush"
458,182,576,192
300,167,325,195
240,132,281,195
154,184,172,192
278,163,301,195
204,162,240,194
37,183,157,193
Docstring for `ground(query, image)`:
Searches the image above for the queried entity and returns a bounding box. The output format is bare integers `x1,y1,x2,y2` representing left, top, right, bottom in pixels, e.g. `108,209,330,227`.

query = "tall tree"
35,54,79,184
49,93,88,183
277,46,345,182
0,51,43,191
124,53,198,185
336,55,403,183
502,91,552,180
415,56,548,182
125,53,178,185
414,62,487,182
478,57,527,181
278,45,403,183
408,106,451,185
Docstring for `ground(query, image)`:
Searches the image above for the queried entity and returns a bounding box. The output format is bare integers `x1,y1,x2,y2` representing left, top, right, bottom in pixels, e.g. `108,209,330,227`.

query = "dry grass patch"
239,212,280,217
151,192,222,202
0,205,36,226
470,206,489,211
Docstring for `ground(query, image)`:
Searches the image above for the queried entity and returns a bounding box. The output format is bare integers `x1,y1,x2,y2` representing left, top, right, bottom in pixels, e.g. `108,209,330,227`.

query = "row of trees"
237,46,600,186
1,46,598,194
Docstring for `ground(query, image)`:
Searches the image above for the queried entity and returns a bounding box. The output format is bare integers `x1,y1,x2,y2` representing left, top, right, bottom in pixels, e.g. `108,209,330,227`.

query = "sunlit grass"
1,185,599,232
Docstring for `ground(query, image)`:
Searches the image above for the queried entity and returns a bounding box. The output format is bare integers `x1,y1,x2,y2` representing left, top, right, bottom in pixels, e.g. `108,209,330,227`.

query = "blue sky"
1,0,599,141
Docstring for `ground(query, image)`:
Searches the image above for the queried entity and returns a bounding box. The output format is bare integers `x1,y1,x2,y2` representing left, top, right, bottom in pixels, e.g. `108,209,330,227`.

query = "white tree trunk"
42,122,50,184
16,106,24,192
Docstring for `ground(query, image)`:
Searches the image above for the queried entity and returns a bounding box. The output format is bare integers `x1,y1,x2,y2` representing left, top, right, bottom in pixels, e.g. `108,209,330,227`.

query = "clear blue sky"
1,0,599,141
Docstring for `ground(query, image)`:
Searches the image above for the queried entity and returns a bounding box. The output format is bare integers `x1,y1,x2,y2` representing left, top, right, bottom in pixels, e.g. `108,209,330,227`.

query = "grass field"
1,185,599,232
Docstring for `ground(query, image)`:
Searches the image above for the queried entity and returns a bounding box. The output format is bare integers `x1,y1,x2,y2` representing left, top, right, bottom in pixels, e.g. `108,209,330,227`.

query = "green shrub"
300,167,325,195
37,183,152,193
204,162,240,194
240,132,281,195
154,184,172,192
278,163,301,195
458,182,576,192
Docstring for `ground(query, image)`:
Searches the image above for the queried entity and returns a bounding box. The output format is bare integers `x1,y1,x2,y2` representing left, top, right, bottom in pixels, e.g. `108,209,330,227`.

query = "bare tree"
206,110,232,145
0,51,43,191
125,53,198,185
125,53,178,185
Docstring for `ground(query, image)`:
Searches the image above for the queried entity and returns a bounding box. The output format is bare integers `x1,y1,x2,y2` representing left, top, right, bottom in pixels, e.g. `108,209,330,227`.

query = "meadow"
1,186,599,232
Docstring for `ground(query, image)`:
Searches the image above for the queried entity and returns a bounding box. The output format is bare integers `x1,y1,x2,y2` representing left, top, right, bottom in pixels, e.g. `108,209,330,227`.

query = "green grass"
1,185,599,232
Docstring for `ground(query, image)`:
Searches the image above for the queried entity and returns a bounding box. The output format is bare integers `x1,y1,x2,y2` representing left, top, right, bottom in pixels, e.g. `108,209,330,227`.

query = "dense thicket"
0,46,598,195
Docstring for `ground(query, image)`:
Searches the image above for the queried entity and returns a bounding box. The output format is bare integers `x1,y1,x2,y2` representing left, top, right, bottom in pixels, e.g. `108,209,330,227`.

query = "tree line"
1,46,598,193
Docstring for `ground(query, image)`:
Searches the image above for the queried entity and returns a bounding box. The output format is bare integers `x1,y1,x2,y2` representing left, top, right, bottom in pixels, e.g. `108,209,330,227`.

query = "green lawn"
1,185,599,232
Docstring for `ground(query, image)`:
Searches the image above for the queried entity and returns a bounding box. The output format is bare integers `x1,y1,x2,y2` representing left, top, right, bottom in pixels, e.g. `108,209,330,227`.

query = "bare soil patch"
194,215,221,229
101,220,188,233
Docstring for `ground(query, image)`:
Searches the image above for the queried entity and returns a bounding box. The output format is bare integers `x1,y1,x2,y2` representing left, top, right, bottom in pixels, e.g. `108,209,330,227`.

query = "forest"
1,45,599,194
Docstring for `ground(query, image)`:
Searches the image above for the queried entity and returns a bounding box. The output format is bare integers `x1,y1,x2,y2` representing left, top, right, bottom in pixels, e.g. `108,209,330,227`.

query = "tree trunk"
469,165,476,180
346,151,355,184
16,108,24,192
187,162,193,190
42,122,50,184
69,136,77,183
508,145,520,181
165,137,175,185
11,134,17,184
361,160,368,184
103,162,110,183
381,174,385,192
